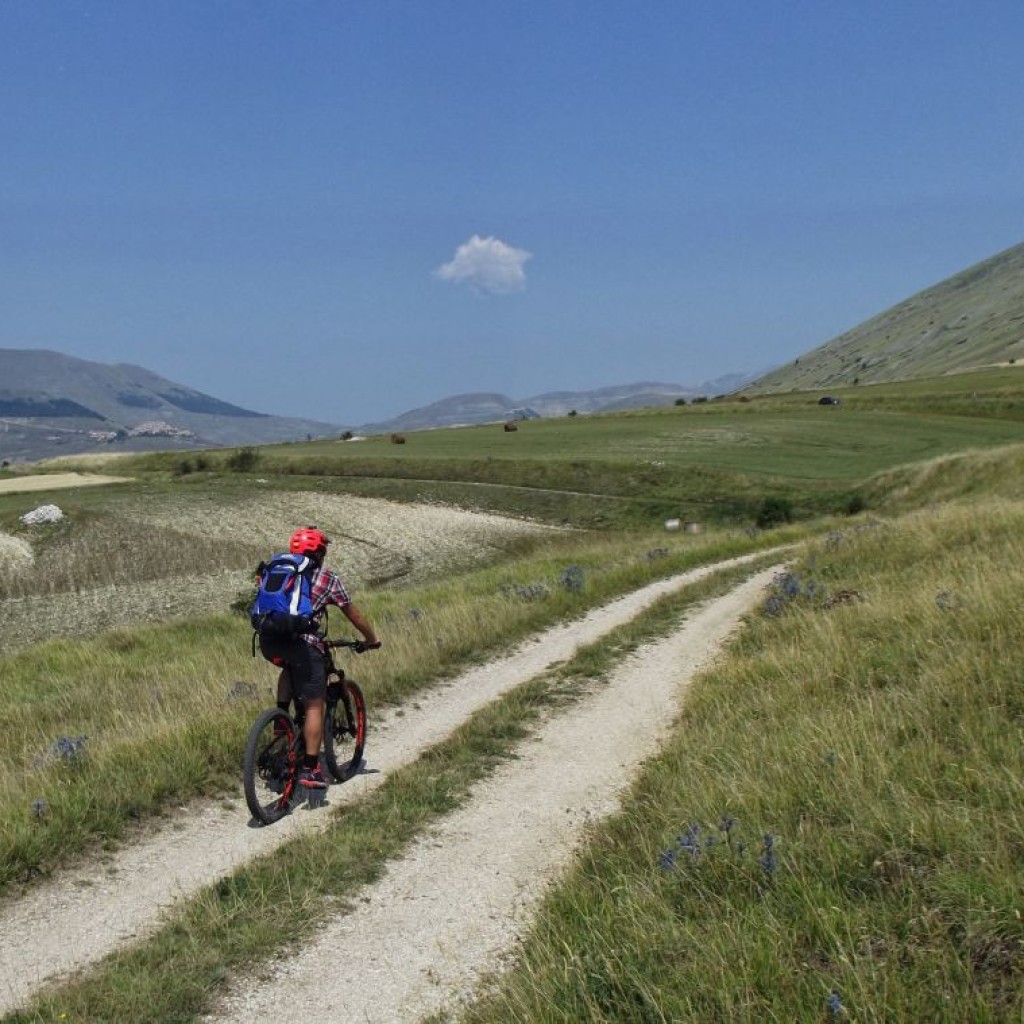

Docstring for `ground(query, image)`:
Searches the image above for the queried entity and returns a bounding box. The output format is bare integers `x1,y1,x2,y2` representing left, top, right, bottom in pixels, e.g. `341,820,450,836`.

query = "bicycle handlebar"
326,638,381,654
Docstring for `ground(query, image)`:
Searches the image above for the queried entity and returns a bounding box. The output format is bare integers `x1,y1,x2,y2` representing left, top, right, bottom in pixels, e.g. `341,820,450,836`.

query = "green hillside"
746,240,1024,393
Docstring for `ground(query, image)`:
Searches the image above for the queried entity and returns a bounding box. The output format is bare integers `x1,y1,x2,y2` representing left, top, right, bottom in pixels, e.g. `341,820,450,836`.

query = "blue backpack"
250,553,318,638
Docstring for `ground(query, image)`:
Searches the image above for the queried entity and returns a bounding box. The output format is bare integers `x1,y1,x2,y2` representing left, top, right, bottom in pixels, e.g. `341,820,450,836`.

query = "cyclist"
257,526,380,791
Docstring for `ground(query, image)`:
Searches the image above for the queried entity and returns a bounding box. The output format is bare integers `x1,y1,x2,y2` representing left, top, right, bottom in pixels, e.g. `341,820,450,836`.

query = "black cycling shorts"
258,636,326,704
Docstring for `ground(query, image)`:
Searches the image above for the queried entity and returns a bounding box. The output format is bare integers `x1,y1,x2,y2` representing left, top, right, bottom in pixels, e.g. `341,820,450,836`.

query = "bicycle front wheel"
243,707,299,825
324,680,366,782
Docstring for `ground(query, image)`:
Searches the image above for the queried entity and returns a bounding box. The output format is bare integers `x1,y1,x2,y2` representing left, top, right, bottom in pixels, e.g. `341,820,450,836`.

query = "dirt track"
0,555,785,1020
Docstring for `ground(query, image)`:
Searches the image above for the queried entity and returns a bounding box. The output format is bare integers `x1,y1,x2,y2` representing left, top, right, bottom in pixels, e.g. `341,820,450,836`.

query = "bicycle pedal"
305,788,327,809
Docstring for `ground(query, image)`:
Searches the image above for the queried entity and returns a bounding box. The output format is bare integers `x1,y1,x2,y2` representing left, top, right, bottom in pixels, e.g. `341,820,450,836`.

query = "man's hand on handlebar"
325,637,382,653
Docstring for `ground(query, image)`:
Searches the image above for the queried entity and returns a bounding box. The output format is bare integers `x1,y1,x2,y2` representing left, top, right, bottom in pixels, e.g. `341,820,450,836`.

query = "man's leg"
303,697,325,758
276,668,293,712
291,645,328,791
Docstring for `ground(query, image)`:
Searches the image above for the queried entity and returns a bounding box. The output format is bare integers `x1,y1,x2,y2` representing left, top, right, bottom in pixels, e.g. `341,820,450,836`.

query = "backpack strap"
251,560,267,656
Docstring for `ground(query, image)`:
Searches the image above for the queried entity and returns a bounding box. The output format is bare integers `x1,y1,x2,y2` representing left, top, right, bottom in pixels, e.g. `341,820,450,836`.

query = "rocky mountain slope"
0,349,340,461
745,240,1024,394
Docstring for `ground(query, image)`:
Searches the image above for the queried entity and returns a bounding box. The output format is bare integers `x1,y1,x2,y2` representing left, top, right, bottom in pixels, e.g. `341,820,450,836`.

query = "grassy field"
2,372,1023,1020
35,368,1024,530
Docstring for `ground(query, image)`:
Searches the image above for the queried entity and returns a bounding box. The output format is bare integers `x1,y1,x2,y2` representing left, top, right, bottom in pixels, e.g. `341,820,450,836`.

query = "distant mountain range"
744,240,1024,394
0,348,753,462
358,374,756,434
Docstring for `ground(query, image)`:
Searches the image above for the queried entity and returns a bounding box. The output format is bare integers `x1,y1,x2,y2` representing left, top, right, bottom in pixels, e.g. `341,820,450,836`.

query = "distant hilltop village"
72,422,195,446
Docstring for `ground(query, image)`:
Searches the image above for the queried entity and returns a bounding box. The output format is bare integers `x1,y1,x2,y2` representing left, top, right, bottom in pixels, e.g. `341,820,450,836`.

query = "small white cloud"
435,235,531,294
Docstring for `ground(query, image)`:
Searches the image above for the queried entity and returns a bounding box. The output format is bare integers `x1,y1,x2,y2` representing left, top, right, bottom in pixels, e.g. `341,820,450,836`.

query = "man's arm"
342,602,380,647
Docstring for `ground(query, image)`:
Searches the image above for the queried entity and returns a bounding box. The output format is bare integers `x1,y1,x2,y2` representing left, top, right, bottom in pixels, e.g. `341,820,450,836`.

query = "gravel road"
0,554,784,1019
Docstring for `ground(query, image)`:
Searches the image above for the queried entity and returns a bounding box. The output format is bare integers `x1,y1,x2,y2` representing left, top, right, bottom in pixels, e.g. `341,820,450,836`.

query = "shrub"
754,496,793,529
173,455,208,476
559,565,585,593
226,447,260,472
845,493,867,515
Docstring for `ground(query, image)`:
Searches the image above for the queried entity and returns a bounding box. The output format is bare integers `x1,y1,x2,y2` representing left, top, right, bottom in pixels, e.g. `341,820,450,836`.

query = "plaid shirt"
302,565,351,651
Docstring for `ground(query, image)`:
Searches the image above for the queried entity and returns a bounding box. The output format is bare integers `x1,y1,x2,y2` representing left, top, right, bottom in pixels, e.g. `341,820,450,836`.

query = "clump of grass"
559,565,585,593
760,567,827,615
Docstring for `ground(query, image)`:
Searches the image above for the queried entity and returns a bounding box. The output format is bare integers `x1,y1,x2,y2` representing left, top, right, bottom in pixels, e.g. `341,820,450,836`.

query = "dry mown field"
115,490,559,582
0,472,133,494
0,490,560,652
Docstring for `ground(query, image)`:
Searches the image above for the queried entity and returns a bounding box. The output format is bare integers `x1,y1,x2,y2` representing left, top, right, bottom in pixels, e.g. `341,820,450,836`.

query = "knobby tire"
243,707,299,825
324,680,367,782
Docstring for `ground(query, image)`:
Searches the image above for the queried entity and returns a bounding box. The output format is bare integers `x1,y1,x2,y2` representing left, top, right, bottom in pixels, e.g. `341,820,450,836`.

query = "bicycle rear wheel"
243,707,299,825
324,680,366,782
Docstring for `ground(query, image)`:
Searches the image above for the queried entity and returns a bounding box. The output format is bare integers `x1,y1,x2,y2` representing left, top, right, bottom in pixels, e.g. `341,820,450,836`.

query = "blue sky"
3,1,1023,425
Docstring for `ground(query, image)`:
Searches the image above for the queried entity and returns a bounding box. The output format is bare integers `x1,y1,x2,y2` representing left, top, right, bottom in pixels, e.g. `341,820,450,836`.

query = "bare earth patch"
0,556,784,1019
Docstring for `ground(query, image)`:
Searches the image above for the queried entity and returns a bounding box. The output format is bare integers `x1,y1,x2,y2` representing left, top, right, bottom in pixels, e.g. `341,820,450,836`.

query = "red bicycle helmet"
289,526,330,557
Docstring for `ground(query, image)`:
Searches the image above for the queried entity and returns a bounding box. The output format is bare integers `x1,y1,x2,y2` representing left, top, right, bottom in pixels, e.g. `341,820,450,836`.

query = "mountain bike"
242,639,369,825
